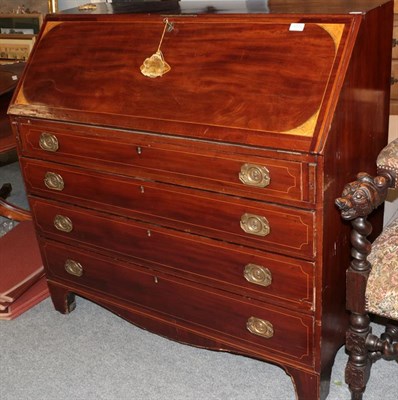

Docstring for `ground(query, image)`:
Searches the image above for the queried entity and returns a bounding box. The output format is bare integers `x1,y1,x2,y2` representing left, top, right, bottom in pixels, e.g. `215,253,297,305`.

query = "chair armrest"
335,172,390,220
0,198,31,222
336,138,398,220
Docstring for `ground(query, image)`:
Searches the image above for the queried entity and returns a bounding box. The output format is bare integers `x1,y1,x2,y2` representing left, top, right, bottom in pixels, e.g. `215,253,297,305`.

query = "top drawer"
17,120,315,207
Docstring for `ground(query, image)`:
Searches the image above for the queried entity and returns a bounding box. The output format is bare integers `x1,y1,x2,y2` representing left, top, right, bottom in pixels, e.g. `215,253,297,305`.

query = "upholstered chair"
335,137,398,400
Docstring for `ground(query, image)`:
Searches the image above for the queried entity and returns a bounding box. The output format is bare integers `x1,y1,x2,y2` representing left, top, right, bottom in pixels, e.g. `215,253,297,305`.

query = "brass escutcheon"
244,264,272,287
240,213,270,236
39,132,59,152
64,259,83,277
53,214,73,233
44,172,64,191
239,163,270,188
246,317,274,339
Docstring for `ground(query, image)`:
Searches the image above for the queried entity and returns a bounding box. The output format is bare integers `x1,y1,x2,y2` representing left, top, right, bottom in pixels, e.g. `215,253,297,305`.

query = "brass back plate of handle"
39,132,59,152
239,164,270,188
53,214,73,233
64,259,83,277
44,172,64,191
246,317,274,339
240,213,270,236
244,264,272,287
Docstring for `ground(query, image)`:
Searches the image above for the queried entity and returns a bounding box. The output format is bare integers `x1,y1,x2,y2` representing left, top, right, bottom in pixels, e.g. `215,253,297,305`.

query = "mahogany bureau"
8,1,393,398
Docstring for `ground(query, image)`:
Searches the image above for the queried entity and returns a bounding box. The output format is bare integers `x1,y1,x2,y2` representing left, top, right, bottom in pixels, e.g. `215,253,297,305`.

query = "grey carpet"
1,162,397,400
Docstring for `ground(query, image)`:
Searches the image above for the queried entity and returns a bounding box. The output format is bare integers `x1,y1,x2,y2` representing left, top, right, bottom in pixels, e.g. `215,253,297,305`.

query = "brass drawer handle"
53,214,73,233
44,172,64,191
39,132,59,152
240,213,270,236
64,259,83,277
244,264,272,287
239,164,270,188
246,317,274,339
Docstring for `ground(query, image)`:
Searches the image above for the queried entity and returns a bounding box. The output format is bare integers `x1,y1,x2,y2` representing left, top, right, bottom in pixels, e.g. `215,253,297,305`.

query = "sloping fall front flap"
10,15,352,151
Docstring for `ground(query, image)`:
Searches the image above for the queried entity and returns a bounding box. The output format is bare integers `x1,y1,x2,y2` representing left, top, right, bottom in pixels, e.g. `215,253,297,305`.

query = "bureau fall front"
8,1,393,398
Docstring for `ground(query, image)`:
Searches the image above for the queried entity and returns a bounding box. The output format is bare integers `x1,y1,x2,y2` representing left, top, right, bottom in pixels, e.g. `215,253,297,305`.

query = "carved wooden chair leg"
366,323,398,361
383,323,398,356
384,323,398,342
341,212,375,400
345,312,372,400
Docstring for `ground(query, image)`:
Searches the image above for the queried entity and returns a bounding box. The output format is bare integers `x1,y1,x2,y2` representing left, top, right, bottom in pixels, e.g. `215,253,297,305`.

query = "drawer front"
18,121,311,206
21,159,315,258
31,197,314,310
40,239,314,365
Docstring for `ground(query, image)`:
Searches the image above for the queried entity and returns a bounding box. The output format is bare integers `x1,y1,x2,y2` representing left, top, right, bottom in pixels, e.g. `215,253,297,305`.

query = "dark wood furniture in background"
0,188,47,320
0,62,25,164
0,61,28,219
8,1,394,398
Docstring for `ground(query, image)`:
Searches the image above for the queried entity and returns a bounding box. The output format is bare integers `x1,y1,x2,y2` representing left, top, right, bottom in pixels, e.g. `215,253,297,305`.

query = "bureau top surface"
8,0,392,153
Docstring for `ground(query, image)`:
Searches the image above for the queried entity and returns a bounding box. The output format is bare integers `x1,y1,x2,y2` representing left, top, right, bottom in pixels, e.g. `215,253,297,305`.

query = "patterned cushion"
377,138,398,189
366,216,398,319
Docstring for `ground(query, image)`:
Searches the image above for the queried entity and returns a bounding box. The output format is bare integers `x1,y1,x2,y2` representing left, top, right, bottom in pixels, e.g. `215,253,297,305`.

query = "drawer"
40,239,314,365
17,120,313,206
22,159,315,259
31,197,314,310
